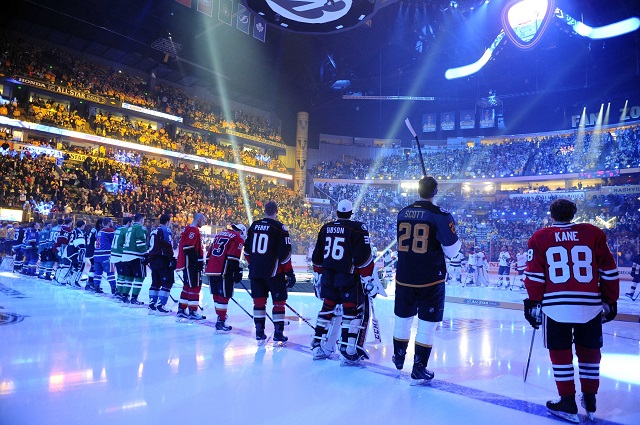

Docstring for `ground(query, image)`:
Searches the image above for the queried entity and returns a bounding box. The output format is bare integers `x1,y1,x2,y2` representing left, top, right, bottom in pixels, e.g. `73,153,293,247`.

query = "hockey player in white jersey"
475,247,488,286
496,245,511,288
514,247,527,289
447,249,464,284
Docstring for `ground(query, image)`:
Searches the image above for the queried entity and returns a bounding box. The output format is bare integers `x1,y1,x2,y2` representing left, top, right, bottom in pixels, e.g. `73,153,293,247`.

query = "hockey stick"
369,295,381,344
238,281,275,324
231,296,254,319
285,302,315,330
404,118,427,177
523,328,536,382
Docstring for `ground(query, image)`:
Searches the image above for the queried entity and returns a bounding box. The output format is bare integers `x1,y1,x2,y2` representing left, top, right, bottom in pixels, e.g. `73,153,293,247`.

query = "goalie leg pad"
339,302,369,361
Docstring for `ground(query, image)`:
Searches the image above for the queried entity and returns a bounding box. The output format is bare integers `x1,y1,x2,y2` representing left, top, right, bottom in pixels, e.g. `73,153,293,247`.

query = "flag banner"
219,0,233,26
480,108,495,128
422,113,436,132
236,3,250,34
197,0,213,17
253,15,267,42
175,0,192,7
440,111,455,131
459,109,475,129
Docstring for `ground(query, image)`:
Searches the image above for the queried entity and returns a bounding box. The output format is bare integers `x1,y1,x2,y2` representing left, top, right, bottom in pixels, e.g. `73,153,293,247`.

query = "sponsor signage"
601,185,640,195
0,208,23,222
13,76,118,106
571,102,640,128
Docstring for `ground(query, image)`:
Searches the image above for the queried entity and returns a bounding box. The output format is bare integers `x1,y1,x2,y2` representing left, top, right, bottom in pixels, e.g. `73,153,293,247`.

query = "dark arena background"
0,1,639,424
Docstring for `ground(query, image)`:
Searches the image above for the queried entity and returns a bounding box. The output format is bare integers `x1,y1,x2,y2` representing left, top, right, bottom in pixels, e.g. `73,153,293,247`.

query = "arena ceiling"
4,0,640,138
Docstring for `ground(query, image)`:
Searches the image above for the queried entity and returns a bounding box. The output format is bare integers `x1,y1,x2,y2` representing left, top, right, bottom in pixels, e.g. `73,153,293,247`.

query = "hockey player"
121,214,148,307
496,245,511,288
84,219,102,291
148,214,176,315
475,247,488,286
311,199,375,364
176,213,207,321
23,222,40,276
514,247,527,289
245,201,296,344
524,199,619,423
448,249,464,284
204,223,246,332
52,218,73,284
393,177,461,385
626,253,640,301
37,221,52,279
465,246,477,286
66,220,87,288
111,217,132,301
12,222,26,273
93,218,116,295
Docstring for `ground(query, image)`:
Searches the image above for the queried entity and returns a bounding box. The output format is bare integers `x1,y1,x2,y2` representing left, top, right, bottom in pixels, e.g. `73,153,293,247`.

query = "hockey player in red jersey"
204,223,247,333
393,177,461,385
245,201,296,344
176,213,207,322
311,199,375,365
524,199,619,423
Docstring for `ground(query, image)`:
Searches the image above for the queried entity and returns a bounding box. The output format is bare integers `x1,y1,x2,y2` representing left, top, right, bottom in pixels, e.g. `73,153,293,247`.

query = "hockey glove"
313,272,322,299
285,270,296,289
361,275,377,297
233,270,243,283
523,298,542,329
602,302,617,323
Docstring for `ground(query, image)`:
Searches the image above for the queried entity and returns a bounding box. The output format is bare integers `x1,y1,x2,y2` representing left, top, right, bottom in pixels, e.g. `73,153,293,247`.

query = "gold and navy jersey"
396,200,460,288
312,219,373,276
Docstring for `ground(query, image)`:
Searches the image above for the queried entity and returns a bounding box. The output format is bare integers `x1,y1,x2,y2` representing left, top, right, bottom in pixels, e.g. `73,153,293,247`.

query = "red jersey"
524,222,619,323
176,225,204,270
53,224,72,250
204,229,243,277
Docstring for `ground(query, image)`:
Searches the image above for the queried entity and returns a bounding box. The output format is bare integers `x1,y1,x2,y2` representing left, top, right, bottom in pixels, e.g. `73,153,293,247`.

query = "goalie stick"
369,295,381,344
285,302,315,330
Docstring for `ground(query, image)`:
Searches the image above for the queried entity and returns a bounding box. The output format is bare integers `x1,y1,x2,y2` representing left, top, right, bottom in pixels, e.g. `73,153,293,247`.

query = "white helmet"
231,223,247,240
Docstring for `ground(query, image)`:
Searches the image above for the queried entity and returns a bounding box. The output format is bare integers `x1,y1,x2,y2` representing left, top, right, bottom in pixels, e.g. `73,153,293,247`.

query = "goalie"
311,199,376,365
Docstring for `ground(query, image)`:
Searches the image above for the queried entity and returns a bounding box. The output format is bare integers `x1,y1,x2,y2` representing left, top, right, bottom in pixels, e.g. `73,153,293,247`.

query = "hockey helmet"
230,223,247,240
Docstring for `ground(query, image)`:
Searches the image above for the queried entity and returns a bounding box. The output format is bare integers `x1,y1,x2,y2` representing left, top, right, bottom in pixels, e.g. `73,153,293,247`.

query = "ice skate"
410,356,434,386
546,396,579,423
176,308,189,322
128,297,145,308
311,344,331,360
392,349,406,370
215,316,232,334
120,295,130,306
273,323,288,346
148,304,157,315
581,393,596,421
256,325,270,345
188,311,206,322
155,305,172,316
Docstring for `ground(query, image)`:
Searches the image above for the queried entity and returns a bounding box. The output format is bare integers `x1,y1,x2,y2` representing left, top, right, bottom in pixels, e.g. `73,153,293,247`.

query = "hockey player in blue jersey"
93,218,116,295
393,176,461,385
23,222,40,276
37,221,53,279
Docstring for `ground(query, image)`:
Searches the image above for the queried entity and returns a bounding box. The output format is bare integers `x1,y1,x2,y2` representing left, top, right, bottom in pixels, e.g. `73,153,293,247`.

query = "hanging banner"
197,0,213,17
237,3,251,34
219,0,233,26
460,110,475,130
294,112,309,196
253,15,267,42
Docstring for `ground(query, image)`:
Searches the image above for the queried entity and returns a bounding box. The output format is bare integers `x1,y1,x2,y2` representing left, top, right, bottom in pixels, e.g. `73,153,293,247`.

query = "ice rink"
0,271,639,425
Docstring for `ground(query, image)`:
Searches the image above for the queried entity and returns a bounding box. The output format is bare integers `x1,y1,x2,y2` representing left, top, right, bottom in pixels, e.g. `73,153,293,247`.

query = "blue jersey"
38,228,52,253
23,228,38,249
95,228,115,262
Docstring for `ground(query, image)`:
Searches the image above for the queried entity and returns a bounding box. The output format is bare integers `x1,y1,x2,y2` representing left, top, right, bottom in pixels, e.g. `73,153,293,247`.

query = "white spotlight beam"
555,9,640,40
445,30,505,80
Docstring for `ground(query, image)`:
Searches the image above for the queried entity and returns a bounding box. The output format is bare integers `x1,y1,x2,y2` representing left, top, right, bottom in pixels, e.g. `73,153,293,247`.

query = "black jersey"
85,227,98,259
396,200,460,287
312,219,374,276
245,217,293,279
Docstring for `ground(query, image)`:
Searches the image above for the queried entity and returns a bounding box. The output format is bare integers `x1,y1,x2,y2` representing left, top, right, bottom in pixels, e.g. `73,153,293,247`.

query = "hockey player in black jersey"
393,177,461,384
311,199,375,365
245,201,296,344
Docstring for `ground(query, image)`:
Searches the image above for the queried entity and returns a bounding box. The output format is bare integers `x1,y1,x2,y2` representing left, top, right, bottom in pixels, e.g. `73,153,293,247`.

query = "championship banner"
460,110,475,130
253,15,267,42
175,0,192,7
219,0,233,26
197,0,213,17
236,3,251,34
294,112,309,196
422,113,436,132
14,76,117,106
440,112,455,131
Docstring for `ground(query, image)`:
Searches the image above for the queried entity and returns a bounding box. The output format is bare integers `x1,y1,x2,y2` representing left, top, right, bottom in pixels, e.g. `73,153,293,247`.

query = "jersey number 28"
398,223,429,254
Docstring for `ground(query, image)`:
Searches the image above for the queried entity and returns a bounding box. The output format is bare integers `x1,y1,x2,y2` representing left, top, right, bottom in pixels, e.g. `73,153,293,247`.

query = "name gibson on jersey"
326,227,345,234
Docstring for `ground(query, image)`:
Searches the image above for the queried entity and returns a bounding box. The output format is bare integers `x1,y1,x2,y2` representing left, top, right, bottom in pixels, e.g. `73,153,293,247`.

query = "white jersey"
476,251,486,266
468,252,478,266
516,252,527,270
498,251,511,267
450,252,464,267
